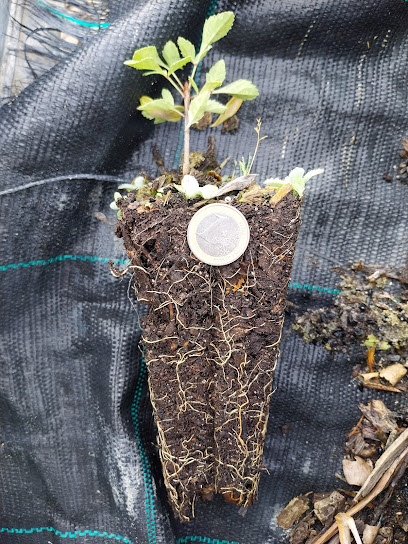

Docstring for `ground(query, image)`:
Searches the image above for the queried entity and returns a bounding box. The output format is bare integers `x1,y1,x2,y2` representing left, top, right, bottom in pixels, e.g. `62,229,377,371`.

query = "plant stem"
167,75,184,96
183,81,191,176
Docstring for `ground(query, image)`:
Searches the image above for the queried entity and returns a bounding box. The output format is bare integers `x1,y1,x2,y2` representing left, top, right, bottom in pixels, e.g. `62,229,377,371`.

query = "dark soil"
114,187,301,521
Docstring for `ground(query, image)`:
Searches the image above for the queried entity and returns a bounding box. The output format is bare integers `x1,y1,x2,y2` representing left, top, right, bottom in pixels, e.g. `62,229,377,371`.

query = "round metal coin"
187,203,250,266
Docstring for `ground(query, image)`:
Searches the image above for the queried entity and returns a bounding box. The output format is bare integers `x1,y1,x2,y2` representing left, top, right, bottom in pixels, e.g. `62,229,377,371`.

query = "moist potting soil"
1,1,408,543
115,187,301,521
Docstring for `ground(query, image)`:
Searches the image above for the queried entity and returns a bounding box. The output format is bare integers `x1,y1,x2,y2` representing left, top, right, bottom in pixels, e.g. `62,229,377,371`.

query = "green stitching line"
288,282,340,295
0,255,130,272
131,350,157,544
176,538,244,544
38,0,110,28
0,255,340,295
0,527,134,542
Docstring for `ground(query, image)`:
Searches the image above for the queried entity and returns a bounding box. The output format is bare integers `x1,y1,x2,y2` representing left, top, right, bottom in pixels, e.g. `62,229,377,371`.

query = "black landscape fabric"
1,1,408,543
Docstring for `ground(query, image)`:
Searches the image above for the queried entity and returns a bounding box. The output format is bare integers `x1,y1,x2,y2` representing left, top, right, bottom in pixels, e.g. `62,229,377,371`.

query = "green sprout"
264,167,324,197
110,175,146,217
124,11,259,176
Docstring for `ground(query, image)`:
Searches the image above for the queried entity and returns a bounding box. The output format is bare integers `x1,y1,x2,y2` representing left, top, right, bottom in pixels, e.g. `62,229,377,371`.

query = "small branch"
183,81,191,176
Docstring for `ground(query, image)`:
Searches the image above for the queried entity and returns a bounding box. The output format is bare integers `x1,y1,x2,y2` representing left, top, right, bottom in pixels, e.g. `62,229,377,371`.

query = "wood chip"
314,491,346,525
277,495,310,529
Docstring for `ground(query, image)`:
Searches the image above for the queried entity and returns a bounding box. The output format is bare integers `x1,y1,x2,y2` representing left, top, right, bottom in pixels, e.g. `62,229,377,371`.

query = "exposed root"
116,189,301,521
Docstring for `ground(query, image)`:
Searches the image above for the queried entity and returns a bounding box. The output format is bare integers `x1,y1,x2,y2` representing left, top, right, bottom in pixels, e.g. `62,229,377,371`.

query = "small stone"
386,354,401,362
383,173,393,182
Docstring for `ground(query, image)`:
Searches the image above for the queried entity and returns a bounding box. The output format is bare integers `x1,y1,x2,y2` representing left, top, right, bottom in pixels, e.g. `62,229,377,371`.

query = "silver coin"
187,203,250,266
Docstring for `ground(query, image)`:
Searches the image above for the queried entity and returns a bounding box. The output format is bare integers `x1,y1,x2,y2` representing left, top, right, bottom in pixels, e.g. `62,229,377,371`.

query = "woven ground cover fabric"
1,1,408,543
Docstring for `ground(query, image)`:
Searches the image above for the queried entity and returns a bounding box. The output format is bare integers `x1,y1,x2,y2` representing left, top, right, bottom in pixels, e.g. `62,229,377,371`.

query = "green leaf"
188,76,199,94
199,185,219,199
211,96,243,127
132,45,163,65
167,56,191,76
201,80,223,92
162,40,180,66
138,98,183,122
202,12,235,49
161,88,174,105
141,68,167,77
124,58,162,71
177,37,196,60
187,90,210,128
114,192,122,202
110,201,119,210
194,45,212,64
204,99,226,114
206,59,226,84
213,79,259,100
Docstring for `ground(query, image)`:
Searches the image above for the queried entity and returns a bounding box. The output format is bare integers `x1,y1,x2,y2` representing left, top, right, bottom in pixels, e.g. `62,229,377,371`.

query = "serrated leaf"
211,96,243,127
187,90,210,128
132,45,163,65
167,56,191,76
162,40,180,66
194,44,212,64
138,98,183,122
177,37,196,60
202,12,235,49
213,79,259,100
201,80,223,92
204,99,226,114
141,68,167,77
124,58,162,71
161,88,174,105
206,59,226,84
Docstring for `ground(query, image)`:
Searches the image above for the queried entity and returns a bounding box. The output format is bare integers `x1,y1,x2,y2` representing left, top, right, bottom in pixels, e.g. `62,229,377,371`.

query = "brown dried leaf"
277,495,310,530
402,138,408,152
379,363,407,386
342,457,372,487
358,400,397,435
362,525,379,544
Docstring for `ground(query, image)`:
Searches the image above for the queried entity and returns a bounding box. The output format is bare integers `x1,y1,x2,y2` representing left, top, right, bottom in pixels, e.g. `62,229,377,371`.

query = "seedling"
265,167,324,197
124,11,259,176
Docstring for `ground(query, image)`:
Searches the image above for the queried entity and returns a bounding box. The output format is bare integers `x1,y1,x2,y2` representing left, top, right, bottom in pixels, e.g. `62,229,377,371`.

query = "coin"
187,203,250,266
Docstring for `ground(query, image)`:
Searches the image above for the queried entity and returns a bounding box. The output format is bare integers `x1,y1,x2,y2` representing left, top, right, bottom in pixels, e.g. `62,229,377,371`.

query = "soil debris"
293,263,408,393
277,400,408,544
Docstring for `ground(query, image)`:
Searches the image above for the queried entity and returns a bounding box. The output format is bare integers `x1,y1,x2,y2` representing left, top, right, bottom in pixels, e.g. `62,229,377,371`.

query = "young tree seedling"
124,11,259,176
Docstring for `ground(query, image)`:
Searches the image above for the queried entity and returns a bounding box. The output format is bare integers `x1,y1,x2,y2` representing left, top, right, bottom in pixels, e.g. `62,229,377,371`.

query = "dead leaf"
358,400,397,435
342,457,372,486
379,363,407,386
214,174,257,197
362,525,380,544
